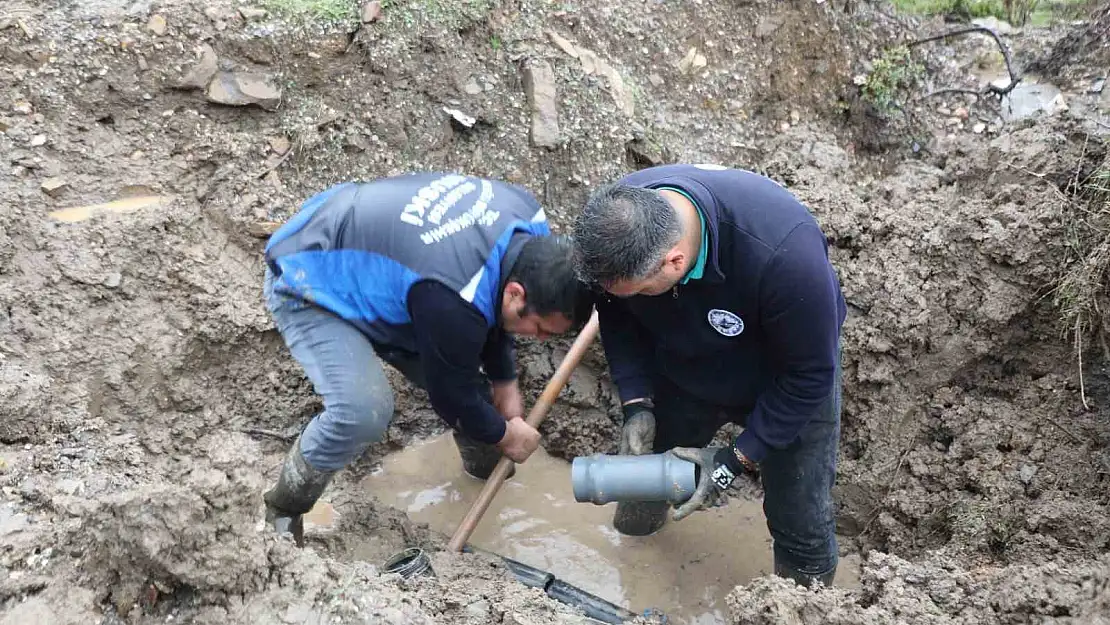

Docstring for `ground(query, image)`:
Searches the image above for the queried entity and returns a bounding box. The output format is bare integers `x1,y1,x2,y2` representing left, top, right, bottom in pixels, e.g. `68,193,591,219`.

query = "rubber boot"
612,500,669,536
453,430,515,481
263,436,336,547
773,558,837,589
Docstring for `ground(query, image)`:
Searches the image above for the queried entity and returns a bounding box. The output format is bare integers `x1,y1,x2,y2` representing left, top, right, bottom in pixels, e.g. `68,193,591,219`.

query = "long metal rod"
447,310,601,552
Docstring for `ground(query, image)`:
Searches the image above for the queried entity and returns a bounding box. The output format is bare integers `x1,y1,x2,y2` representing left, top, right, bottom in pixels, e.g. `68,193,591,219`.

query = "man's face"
500,282,573,340
603,249,688,298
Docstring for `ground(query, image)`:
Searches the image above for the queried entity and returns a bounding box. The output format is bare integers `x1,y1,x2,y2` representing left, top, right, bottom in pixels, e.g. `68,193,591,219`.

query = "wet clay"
358,433,860,624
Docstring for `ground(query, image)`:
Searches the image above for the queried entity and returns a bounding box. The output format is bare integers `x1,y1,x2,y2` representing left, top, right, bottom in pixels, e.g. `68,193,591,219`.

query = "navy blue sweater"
595,165,847,463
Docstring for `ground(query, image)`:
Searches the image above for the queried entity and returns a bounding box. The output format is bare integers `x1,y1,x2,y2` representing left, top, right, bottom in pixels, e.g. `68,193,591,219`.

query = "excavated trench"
2,0,1110,624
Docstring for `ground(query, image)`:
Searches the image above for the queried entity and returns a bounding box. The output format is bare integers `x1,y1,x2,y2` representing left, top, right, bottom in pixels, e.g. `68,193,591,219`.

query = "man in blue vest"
571,164,846,588
261,173,593,546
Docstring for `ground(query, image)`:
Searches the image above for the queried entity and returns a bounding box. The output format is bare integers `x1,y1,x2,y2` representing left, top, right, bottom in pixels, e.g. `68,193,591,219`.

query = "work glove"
670,445,757,522
619,401,655,456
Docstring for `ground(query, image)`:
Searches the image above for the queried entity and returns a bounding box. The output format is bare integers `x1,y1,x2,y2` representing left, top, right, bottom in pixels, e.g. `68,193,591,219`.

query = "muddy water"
357,433,860,624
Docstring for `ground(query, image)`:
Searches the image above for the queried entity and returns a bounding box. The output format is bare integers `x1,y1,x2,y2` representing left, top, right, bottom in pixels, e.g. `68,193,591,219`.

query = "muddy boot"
263,437,336,548
612,500,668,536
773,558,836,589
453,430,515,481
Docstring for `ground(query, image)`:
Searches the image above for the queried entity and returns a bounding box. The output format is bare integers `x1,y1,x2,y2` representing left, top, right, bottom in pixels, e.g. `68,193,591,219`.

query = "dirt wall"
2,0,1110,623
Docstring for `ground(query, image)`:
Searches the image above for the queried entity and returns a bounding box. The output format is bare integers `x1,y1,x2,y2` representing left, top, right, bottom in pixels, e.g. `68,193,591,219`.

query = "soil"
2,0,1110,624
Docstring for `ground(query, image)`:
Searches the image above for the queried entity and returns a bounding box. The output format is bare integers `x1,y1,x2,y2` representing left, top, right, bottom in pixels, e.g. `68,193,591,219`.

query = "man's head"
572,183,689,297
500,234,594,339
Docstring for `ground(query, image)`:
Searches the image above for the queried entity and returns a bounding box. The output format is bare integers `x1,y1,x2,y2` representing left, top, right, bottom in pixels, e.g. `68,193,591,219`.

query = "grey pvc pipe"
571,451,697,505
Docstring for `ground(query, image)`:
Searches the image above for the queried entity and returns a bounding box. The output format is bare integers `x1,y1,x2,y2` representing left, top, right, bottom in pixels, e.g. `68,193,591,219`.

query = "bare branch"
907,26,1021,97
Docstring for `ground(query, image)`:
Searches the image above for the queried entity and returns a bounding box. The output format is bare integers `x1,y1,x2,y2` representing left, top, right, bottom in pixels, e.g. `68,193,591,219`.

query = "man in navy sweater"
262,173,593,546
571,164,846,588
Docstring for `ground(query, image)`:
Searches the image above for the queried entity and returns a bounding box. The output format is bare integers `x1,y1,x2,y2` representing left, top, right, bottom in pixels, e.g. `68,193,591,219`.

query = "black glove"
670,444,756,521
619,401,655,456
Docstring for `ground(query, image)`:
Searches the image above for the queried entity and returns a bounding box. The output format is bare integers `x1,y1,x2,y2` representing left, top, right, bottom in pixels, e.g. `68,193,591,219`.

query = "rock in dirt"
239,7,267,20
971,16,1016,35
179,44,218,90
12,101,32,115
268,135,291,155
523,60,559,148
361,1,382,23
206,71,282,111
147,14,167,36
1001,83,1067,121
40,177,67,197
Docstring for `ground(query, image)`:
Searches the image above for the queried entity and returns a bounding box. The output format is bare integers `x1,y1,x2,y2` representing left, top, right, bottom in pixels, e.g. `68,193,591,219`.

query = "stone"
206,71,282,111
971,16,1015,35
104,272,122,288
1019,464,1037,484
523,60,559,148
648,73,663,87
0,117,10,132
29,134,46,147
268,136,291,155
147,14,167,35
179,44,218,90
12,101,32,115
954,107,969,120
239,7,268,20
463,77,482,95
973,122,986,134
1000,83,1066,122
40,177,67,196
465,600,490,619
678,46,707,74
361,1,382,23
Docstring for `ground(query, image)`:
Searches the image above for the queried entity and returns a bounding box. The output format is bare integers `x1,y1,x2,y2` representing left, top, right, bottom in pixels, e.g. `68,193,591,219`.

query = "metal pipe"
571,451,697,505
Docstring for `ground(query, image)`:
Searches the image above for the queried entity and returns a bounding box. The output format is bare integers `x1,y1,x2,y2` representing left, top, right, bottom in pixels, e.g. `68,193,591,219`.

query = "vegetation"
891,0,1092,26
860,46,925,118
260,0,358,21
1052,156,1110,404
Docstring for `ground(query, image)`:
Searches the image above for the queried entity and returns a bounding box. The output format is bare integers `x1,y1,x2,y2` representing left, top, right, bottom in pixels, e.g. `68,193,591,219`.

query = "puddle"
359,432,860,624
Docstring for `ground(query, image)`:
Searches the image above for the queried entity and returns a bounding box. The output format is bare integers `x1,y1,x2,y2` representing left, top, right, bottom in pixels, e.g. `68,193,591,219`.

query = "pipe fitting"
571,451,697,505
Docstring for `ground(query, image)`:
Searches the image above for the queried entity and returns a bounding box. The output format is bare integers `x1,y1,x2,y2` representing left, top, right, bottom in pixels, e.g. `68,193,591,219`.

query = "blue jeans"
651,358,842,578
263,269,397,471
263,269,502,474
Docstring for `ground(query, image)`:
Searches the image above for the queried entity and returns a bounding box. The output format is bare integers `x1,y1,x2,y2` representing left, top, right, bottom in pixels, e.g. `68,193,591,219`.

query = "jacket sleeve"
734,223,841,463
480,327,517,382
595,294,655,404
407,280,507,444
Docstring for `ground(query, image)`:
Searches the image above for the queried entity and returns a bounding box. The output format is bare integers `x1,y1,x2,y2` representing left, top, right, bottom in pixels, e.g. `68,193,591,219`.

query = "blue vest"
264,173,550,351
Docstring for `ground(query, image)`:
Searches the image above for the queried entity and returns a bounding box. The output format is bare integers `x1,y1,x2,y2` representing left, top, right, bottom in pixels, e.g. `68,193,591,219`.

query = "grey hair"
571,183,683,286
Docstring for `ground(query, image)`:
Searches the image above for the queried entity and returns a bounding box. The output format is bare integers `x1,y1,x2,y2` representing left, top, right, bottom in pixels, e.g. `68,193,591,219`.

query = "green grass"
891,0,1091,26
860,46,925,117
260,0,358,21
1051,157,1110,403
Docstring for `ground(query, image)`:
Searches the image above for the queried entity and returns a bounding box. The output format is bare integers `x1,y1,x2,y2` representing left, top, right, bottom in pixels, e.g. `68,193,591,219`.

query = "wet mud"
359,433,863,624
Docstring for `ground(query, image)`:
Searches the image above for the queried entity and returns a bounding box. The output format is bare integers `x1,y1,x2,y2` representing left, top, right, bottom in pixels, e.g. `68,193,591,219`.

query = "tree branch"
907,26,1021,97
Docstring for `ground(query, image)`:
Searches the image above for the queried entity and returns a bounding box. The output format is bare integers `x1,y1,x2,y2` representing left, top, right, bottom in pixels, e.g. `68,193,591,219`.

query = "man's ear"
504,280,526,302
663,247,685,274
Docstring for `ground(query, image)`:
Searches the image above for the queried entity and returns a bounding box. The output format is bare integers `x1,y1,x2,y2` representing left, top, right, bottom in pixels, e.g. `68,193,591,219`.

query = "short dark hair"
571,183,682,286
508,234,594,331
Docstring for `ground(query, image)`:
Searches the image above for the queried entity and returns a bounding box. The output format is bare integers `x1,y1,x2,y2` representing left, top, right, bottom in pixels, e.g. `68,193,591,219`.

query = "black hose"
461,546,644,624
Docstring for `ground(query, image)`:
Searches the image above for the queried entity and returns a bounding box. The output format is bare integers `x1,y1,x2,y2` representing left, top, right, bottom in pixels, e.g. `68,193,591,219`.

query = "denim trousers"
650,358,843,577
263,268,499,473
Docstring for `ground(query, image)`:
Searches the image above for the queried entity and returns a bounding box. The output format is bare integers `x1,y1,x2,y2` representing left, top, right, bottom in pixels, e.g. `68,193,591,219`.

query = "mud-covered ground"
2,0,1110,623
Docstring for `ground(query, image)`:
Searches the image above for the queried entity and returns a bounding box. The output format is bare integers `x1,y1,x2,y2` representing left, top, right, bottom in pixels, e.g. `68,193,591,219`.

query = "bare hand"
491,380,525,421
497,417,541,463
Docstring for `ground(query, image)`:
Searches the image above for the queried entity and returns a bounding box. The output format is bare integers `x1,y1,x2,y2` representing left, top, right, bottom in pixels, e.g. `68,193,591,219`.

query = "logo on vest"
707,309,743,337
